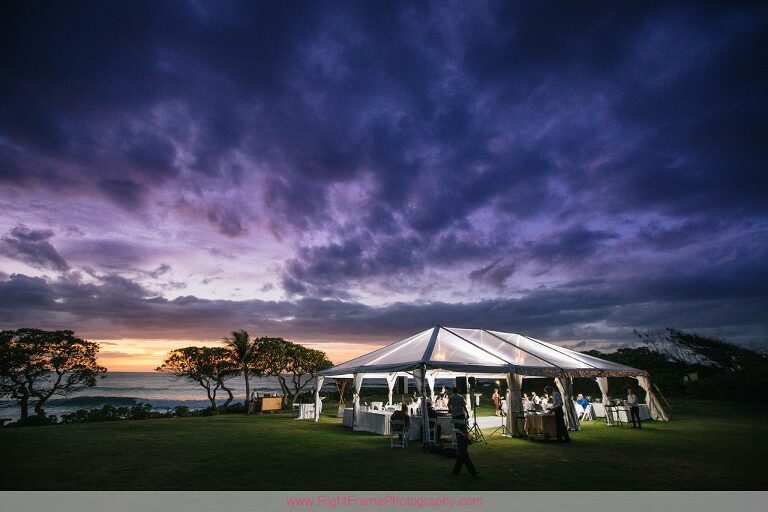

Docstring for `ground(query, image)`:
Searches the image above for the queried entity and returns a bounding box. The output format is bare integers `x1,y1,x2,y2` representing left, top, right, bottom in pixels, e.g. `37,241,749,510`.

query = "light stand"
488,409,512,438
489,383,512,438
466,378,486,445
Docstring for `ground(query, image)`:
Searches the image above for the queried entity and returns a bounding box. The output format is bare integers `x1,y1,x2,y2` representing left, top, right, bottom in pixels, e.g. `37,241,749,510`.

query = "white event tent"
314,326,669,443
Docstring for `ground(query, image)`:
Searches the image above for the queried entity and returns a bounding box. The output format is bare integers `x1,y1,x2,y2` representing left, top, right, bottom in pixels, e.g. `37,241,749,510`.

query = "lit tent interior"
315,326,669,442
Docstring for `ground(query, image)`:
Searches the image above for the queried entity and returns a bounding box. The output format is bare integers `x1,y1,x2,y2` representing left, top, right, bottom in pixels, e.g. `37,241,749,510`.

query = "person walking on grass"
546,385,571,443
452,422,478,477
627,388,641,428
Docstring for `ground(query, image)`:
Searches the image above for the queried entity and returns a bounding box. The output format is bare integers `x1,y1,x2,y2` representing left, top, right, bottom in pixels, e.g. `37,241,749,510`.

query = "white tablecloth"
582,403,651,421
615,405,651,422
348,408,391,435
343,408,461,440
293,403,315,420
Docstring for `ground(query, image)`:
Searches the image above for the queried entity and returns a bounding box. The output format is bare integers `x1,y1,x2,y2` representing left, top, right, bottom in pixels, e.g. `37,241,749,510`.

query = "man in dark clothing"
546,385,571,443
448,387,468,420
452,424,478,477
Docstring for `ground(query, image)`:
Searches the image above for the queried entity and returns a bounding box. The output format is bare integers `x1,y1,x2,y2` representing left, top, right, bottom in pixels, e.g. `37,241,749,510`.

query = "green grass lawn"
1,399,767,490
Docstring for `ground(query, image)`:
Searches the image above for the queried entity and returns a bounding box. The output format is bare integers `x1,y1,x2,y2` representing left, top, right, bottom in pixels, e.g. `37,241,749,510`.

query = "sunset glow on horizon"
94,337,387,372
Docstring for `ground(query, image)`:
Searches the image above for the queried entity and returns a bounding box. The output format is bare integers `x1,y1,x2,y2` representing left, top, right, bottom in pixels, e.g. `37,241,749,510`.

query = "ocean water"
0,372,325,421
0,373,469,421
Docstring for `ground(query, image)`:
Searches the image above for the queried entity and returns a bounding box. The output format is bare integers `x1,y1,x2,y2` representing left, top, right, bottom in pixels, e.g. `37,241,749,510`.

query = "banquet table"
613,405,651,423
582,403,651,421
343,407,392,435
343,407,459,440
524,413,557,438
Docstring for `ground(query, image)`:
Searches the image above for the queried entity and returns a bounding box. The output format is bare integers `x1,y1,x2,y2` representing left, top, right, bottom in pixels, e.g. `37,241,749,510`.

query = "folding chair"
427,418,439,443
390,419,408,448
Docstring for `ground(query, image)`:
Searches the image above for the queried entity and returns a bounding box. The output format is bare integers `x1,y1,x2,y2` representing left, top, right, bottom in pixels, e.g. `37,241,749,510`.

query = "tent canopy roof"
319,326,647,378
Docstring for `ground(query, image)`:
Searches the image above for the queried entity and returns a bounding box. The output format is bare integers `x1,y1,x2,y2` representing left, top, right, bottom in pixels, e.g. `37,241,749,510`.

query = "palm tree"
225,329,256,412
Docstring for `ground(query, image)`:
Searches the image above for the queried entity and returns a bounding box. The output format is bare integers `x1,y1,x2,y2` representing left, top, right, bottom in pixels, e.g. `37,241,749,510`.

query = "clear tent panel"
446,328,558,369
328,327,433,372
527,337,639,371
359,328,435,368
427,328,508,366
486,330,599,370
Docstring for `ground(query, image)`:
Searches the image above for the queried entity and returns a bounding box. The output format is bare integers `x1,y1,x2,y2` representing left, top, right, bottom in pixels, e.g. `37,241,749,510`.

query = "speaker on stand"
466,376,486,445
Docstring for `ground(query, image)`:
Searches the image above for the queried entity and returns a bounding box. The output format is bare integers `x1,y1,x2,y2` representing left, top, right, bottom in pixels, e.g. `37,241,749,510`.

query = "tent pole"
420,364,429,446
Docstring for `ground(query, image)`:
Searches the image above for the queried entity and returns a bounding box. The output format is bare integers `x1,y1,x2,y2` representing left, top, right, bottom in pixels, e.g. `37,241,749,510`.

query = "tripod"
488,410,512,438
466,383,486,445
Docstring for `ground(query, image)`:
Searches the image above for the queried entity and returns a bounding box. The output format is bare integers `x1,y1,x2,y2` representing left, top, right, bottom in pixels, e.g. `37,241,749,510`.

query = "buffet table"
524,413,557,438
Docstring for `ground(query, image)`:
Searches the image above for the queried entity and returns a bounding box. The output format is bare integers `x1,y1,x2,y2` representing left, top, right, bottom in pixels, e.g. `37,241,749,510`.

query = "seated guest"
531,391,542,411
391,404,410,440
576,393,589,409
412,390,420,403
522,394,535,412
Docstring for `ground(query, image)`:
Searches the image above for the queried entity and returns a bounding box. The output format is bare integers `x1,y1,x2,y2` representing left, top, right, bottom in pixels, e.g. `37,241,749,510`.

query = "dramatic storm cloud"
1,1,766,368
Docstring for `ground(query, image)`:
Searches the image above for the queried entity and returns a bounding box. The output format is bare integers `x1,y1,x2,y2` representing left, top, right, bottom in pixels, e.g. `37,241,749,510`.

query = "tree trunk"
206,387,217,409
290,373,312,405
221,383,233,407
243,368,250,412
19,395,29,420
277,375,292,405
34,397,47,417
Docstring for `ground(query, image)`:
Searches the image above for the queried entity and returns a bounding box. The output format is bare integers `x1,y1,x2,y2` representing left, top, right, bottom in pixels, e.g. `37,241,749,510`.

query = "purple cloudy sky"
1,1,766,368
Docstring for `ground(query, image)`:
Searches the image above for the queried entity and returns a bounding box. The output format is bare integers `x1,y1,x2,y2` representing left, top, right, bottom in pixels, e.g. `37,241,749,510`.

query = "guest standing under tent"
492,388,501,416
546,385,570,443
627,388,641,428
448,387,467,420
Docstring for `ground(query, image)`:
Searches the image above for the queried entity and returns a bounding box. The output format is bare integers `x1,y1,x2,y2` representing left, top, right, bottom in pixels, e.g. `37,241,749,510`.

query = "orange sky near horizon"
94,338,377,372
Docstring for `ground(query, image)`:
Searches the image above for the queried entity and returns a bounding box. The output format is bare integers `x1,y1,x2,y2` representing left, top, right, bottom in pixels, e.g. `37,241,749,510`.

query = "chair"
390,419,408,448
427,418,439,443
